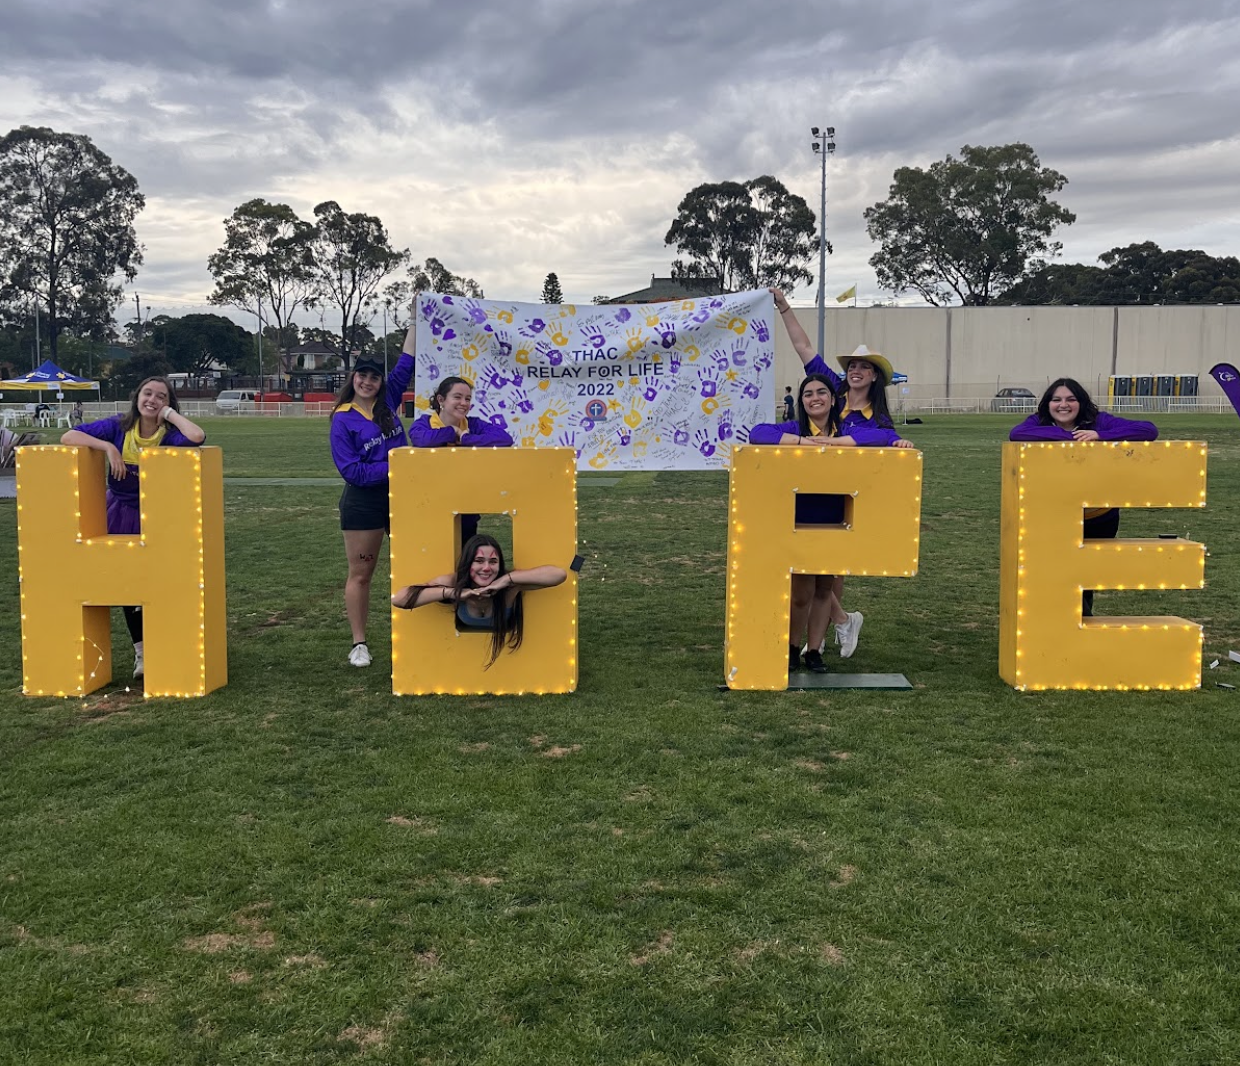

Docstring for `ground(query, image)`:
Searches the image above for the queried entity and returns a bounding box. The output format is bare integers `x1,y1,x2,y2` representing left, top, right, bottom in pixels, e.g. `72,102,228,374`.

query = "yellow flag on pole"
835,285,857,304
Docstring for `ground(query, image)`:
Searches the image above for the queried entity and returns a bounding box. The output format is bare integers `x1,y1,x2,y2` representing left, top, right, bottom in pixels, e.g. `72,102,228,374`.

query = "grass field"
2,415,1240,1065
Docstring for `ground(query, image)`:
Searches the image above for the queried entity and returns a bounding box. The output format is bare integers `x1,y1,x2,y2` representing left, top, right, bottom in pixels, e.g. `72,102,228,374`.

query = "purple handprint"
493,329,513,359
642,376,663,403
710,348,729,372
613,308,631,324
751,318,771,343
697,368,719,398
692,307,712,324
657,322,677,348
669,349,682,374
754,350,772,372
481,362,508,390
741,381,761,400
694,429,716,458
535,340,563,367
556,429,579,454
511,379,535,414
735,425,751,445
665,423,691,447
583,325,606,349
717,409,734,441
462,299,487,325
519,317,547,338
731,344,748,368
615,427,632,447
476,399,510,431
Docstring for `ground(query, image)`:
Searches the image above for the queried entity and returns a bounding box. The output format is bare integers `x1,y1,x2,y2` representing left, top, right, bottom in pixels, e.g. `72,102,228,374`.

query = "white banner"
414,289,775,470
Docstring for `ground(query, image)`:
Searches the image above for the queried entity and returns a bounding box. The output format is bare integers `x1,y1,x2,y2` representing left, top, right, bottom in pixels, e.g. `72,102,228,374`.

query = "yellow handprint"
515,343,532,365
717,315,748,335
546,323,570,346
463,344,480,361
624,397,647,429
497,309,514,324
558,304,577,317
537,401,569,436
588,444,615,470
645,311,662,327
625,327,645,353
520,435,538,448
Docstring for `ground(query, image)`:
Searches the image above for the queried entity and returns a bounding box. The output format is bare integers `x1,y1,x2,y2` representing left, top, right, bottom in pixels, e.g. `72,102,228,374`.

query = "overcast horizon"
4,0,1239,329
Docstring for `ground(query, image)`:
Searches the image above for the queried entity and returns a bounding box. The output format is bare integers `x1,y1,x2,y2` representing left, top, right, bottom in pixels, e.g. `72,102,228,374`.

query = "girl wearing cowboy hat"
748,289,915,677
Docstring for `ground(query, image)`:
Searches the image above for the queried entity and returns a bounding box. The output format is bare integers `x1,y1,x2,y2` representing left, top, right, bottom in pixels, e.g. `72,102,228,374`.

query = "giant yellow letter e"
999,441,1207,691
725,445,922,690
17,446,227,698
389,447,578,695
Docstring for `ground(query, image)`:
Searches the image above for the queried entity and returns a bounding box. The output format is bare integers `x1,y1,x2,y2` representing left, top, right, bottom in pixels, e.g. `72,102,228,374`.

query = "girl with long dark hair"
391,534,566,668
1010,377,1158,615
61,376,206,678
330,323,416,668
747,289,915,677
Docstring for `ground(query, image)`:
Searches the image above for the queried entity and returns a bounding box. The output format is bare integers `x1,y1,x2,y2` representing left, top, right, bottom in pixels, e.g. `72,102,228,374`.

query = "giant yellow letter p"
999,441,1207,691
725,445,923,690
17,446,227,698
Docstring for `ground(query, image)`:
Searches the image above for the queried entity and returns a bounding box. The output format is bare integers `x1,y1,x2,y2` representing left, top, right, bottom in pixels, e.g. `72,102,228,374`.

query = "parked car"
215,389,258,413
991,387,1036,412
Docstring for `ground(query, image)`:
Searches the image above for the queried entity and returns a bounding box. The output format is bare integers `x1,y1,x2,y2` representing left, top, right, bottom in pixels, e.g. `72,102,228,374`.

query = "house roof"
603,275,725,304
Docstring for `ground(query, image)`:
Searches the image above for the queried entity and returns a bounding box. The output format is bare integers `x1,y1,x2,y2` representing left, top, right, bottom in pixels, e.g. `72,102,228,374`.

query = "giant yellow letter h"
17,446,227,698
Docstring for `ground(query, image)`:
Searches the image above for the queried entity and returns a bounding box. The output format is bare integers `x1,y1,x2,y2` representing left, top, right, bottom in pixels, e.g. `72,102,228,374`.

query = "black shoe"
789,643,802,672
803,649,828,673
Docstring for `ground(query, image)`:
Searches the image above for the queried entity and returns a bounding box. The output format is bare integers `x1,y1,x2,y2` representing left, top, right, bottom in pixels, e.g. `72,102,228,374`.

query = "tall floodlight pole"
811,126,836,358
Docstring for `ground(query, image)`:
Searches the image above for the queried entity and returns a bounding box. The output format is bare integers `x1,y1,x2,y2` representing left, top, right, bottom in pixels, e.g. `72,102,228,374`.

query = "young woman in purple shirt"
749,289,915,677
1009,377,1158,616
407,376,514,542
61,376,206,678
329,324,416,668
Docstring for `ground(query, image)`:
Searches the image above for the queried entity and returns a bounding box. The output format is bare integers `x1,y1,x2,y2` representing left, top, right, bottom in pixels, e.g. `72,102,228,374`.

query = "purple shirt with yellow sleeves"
329,352,414,488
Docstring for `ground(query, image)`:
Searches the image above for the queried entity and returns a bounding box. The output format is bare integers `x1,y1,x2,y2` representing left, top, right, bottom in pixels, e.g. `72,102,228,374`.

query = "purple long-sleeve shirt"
747,355,903,446
75,415,200,506
1009,410,1159,442
329,353,414,488
408,414,514,449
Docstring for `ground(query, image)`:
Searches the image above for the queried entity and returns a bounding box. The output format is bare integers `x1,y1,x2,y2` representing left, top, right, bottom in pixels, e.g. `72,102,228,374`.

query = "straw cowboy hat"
835,344,895,387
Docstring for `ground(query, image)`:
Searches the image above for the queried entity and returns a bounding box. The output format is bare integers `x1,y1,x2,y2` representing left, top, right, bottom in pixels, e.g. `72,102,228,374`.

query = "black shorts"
339,483,390,531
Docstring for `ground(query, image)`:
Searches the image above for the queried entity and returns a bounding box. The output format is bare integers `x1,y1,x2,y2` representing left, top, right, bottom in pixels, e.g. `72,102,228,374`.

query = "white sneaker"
133,642,144,678
348,642,372,667
834,612,863,659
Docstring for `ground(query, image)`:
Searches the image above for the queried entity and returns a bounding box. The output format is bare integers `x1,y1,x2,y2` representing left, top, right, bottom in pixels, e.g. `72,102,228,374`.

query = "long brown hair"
454,533,524,667
332,367,397,436
119,376,180,433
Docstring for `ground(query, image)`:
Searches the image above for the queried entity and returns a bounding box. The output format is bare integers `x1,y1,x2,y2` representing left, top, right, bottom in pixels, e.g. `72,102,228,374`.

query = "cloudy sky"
3,0,1238,324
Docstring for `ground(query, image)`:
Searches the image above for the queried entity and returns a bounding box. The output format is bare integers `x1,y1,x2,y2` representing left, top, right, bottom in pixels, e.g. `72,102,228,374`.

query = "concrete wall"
774,305,1237,402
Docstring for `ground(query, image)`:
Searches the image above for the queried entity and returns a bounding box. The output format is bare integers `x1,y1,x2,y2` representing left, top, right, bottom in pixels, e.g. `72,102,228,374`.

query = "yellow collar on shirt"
841,400,873,420
429,411,448,430
121,423,167,465
335,402,374,421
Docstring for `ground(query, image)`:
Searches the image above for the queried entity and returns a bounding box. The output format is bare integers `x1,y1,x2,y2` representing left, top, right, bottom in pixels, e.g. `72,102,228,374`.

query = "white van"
215,389,258,413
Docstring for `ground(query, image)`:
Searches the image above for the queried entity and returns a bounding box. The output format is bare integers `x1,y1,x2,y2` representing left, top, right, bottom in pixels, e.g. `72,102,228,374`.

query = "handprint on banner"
462,343,481,362
730,343,749,368
514,342,532,365
701,396,722,415
717,408,735,440
624,327,646,354
535,341,564,367
588,443,617,469
691,306,712,324
558,304,577,317
462,299,488,325
518,317,547,339
709,348,729,372
631,435,650,459
681,343,701,363
545,322,570,346
624,396,648,429
735,424,751,445
497,308,514,324
663,422,691,447
615,426,632,447
693,429,717,458
480,362,509,390
657,322,677,348
613,307,632,324
668,349,682,374
521,434,538,448
740,380,761,401
583,324,607,350
697,367,721,398
556,429,580,455
475,399,510,432
717,315,748,335
751,318,771,343
424,356,440,380
680,299,696,312
493,329,514,359
511,378,535,414
642,376,664,403
753,348,773,372
537,401,570,437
